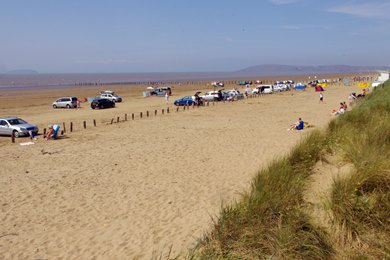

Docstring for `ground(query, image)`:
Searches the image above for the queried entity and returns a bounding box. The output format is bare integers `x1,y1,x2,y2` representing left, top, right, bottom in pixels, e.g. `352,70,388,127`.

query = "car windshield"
8,118,27,125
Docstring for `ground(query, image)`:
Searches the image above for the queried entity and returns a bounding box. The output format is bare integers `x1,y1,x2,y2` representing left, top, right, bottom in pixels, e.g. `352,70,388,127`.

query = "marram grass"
187,81,390,259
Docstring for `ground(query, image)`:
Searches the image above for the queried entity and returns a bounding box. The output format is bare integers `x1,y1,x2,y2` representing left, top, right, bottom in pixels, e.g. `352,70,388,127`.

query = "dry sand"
0,78,364,258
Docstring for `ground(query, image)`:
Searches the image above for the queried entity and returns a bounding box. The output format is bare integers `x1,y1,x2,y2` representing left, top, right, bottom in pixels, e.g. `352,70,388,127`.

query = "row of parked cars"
0,91,124,138
173,85,280,106
0,91,123,138
174,89,246,106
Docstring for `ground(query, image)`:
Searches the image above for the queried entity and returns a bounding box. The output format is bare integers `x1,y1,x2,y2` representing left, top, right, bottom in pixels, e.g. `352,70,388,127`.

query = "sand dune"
0,80,362,258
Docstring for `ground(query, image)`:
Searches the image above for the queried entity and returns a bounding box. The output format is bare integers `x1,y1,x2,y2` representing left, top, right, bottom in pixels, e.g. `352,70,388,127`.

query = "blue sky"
0,0,389,73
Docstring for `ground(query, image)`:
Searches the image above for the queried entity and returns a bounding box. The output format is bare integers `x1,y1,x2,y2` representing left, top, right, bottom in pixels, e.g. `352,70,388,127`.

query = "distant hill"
236,64,390,76
3,69,39,75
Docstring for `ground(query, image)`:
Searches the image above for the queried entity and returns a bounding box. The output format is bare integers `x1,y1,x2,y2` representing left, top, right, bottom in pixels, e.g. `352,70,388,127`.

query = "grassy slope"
189,82,390,259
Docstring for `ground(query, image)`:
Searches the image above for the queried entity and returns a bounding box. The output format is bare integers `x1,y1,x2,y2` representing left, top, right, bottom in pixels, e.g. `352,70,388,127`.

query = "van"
52,97,78,108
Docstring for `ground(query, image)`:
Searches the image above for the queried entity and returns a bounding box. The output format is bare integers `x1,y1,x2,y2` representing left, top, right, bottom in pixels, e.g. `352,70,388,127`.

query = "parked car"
174,96,200,106
201,90,224,101
225,89,244,100
151,87,172,97
100,93,122,102
90,98,115,109
0,117,39,137
52,97,78,108
252,85,273,94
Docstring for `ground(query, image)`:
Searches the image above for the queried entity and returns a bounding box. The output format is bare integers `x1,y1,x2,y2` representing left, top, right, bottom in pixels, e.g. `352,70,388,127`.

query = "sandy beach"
0,77,365,258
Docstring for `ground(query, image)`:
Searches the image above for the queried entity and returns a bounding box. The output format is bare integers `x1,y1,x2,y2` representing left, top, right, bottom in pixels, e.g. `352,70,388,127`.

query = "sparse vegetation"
189,82,390,259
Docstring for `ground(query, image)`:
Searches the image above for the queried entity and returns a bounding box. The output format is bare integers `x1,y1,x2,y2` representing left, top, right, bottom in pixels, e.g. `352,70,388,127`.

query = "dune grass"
327,84,390,258
189,82,390,259
189,130,333,259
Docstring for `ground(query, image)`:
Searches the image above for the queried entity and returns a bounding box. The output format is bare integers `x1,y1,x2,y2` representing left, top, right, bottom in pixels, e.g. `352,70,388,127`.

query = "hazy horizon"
1,0,390,73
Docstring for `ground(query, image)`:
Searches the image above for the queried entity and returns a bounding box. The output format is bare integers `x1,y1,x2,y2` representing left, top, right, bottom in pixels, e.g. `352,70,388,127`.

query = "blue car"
174,96,196,106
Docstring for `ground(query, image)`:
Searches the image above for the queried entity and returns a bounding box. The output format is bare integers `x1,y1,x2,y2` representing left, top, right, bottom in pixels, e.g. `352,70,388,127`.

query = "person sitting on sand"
342,101,347,110
289,118,304,130
331,109,339,116
45,124,60,140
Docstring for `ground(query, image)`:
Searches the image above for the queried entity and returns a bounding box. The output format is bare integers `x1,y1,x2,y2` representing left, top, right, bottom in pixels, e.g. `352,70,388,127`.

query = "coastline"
0,71,371,90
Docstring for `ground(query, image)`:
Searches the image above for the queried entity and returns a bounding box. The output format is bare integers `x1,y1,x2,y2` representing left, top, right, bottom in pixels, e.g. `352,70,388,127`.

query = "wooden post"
11,131,15,143
117,117,120,123
125,114,127,121
93,119,96,127
132,113,134,120
140,112,143,118
70,122,73,132
83,121,87,129
61,130,64,135
176,106,179,112
111,118,114,124
167,107,169,113
162,109,164,115
43,128,47,136
62,122,66,133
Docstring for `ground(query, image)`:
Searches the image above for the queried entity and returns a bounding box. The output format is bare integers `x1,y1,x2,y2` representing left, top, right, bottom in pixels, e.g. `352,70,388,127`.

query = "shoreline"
0,71,373,90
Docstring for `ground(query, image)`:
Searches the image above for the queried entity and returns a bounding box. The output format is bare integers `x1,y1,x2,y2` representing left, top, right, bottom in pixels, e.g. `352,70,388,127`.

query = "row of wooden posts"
12,94,264,143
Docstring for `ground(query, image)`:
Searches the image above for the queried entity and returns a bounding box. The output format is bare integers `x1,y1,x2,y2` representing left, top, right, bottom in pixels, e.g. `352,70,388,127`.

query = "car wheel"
53,104,57,108
112,103,115,108
13,130,20,138
66,104,71,109
100,105,104,109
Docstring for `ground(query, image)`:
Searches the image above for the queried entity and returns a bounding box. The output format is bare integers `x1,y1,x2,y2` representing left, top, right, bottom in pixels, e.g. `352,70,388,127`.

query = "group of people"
28,124,60,141
331,101,348,116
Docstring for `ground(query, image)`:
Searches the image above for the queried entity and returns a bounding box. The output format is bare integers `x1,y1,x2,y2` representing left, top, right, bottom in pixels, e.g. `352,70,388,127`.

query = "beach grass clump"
327,83,390,258
192,131,333,259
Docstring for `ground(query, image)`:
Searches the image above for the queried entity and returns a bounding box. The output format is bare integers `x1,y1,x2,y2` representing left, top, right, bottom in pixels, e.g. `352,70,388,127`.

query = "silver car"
52,97,78,108
99,93,122,102
0,117,39,137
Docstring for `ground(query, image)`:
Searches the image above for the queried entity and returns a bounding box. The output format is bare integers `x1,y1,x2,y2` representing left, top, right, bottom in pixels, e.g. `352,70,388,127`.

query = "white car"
99,93,122,102
201,90,224,101
252,85,273,94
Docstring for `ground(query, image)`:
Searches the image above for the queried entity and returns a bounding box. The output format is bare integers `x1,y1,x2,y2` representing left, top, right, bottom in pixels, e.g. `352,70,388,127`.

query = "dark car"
174,96,197,106
91,98,115,109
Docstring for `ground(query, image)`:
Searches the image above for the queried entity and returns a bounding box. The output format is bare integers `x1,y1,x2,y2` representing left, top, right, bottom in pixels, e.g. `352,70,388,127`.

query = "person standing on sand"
165,91,169,104
319,92,324,103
